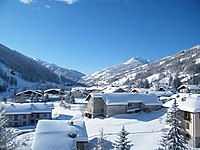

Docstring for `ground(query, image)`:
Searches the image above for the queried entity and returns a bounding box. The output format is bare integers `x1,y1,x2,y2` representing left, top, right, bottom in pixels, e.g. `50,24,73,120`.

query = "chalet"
44,89,65,95
130,88,150,93
85,93,162,118
71,87,88,98
86,86,106,93
178,85,200,94
3,103,53,127
130,88,173,97
44,89,66,101
14,90,43,103
32,120,89,150
163,93,200,148
102,87,126,93
151,83,176,93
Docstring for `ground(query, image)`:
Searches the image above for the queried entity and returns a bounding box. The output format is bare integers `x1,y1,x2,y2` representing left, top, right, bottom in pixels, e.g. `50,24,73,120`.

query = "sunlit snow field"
16,102,167,150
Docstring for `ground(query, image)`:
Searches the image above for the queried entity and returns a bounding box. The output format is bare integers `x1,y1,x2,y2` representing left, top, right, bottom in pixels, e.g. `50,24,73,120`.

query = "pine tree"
172,76,181,89
159,99,188,150
96,128,107,150
114,126,132,150
0,103,17,150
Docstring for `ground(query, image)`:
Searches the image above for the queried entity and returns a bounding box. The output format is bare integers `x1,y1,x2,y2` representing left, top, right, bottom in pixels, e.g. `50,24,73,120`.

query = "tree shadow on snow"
89,137,114,150
112,108,167,122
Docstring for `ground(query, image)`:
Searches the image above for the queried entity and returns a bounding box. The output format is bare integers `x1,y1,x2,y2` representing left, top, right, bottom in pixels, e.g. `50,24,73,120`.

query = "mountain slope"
0,43,82,91
82,56,152,86
82,45,200,87
34,58,85,81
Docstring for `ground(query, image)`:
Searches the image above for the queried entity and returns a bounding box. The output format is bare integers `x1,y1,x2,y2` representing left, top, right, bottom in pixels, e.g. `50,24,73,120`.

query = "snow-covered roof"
86,86,106,92
103,87,125,93
3,103,54,115
130,88,150,93
32,120,88,150
130,88,173,97
178,85,200,90
16,90,43,96
44,89,65,94
71,87,87,93
89,93,162,106
163,93,200,113
148,91,173,97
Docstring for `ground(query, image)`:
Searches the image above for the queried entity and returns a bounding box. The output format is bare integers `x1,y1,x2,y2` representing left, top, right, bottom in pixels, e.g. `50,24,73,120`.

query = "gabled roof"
16,90,43,96
130,88,150,93
44,89,65,94
163,93,200,113
3,103,54,115
32,120,88,150
88,93,162,106
178,85,200,90
103,87,126,93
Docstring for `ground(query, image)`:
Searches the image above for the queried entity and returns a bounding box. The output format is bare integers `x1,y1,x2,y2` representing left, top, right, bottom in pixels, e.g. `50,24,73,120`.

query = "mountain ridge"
82,45,200,87
0,43,84,93
33,58,85,82
82,56,152,86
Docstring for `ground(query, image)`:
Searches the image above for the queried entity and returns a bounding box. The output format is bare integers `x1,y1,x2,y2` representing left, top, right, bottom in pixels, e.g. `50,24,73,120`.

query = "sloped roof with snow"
163,93,200,113
16,90,43,96
178,85,200,90
130,88,150,93
32,120,88,150
90,93,162,106
103,87,125,93
3,103,54,115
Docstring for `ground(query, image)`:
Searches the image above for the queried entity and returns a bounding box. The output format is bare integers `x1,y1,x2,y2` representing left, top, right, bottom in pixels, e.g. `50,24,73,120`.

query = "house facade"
178,85,200,94
85,93,162,118
14,90,43,103
32,120,88,150
44,89,66,101
4,103,54,127
164,93,200,148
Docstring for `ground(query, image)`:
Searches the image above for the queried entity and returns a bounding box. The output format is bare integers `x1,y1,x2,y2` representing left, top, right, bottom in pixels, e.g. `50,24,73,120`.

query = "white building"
163,93,200,148
178,85,200,94
85,93,162,118
32,120,89,150
3,103,53,127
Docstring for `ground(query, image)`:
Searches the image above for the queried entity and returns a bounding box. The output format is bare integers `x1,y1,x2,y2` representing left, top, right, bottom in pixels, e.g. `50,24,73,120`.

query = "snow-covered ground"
15,102,167,150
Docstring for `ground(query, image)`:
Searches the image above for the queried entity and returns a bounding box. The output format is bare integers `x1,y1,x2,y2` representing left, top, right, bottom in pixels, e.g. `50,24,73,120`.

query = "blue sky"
0,0,200,74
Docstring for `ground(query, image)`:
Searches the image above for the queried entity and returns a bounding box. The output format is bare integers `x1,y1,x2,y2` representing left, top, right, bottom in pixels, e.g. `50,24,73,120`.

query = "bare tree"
96,128,108,150
0,103,17,150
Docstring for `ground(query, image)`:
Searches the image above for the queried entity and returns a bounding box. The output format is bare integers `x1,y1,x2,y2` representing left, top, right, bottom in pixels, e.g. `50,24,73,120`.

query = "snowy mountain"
82,56,152,86
0,43,83,93
82,45,200,87
34,58,85,82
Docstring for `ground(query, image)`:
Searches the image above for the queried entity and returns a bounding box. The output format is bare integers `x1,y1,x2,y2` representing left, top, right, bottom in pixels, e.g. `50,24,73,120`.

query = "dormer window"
181,97,186,101
68,133,77,138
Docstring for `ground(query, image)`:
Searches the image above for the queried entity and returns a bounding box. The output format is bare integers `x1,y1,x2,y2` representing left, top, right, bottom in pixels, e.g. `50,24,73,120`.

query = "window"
185,133,191,141
23,121,26,125
186,122,190,129
36,114,39,118
14,122,18,127
43,113,47,117
9,115,12,119
184,112,191,121
23,114,26,119
14,115,18,121
128,103,132,107
31,113,34,117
